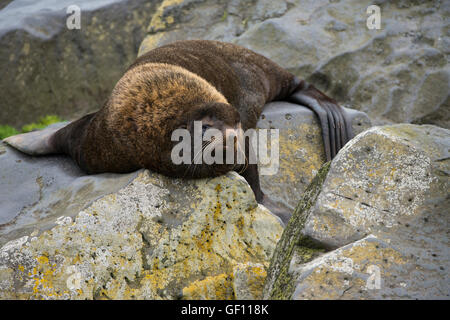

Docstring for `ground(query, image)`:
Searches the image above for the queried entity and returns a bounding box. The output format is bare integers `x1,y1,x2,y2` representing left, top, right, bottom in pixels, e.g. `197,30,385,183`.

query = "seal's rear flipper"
3,122,68,156
287,79,354,162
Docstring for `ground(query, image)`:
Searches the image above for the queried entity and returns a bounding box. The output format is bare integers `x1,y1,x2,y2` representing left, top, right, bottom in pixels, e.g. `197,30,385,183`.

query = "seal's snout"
222,123,245,160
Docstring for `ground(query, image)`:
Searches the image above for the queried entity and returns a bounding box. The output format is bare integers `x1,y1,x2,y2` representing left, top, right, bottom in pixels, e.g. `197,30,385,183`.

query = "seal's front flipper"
287,80,354,162
3,123,68,156
239,163,291,224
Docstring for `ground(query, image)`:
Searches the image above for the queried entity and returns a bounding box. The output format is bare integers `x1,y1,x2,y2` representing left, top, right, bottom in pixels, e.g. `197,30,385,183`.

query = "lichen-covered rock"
290,235,415,299
138,0,290,56
303,124,449,249
139,0,449,129
264,124,450,299
0,154,283,299
258,102,371,222
232,262,267,300
0,0,162,127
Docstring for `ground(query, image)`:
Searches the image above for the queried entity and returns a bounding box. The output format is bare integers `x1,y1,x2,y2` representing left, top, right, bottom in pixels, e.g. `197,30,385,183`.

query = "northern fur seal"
4,40,353,212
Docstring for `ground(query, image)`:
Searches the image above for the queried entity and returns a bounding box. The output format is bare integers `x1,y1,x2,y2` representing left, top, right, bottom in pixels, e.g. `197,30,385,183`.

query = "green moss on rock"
263,162,331,299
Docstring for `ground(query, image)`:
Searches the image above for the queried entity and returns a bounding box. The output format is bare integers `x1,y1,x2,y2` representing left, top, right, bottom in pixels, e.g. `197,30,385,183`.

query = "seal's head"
99,62,247,178
163,101,245,178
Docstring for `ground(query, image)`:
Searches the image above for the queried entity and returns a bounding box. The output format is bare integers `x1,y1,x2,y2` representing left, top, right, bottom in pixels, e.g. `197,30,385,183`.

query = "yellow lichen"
138,33,164,56
148,0,185,32
182,273,235,300
295,239,408,299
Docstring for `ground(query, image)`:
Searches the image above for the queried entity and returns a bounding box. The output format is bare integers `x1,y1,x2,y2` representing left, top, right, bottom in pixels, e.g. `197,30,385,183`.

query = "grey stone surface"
0,0,125,38
0,0,162,127
0,140,139,247
264,124,450,299
303,124,450,249
140,0,449,129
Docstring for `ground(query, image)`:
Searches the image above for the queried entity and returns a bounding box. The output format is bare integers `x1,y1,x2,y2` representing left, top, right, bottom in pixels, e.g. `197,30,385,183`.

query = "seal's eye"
202,124,211,136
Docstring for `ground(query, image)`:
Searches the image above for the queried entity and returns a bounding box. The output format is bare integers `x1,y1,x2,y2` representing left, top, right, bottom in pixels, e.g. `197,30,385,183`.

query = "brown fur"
51,40,299,177
4,40,353,221
129,40,298,129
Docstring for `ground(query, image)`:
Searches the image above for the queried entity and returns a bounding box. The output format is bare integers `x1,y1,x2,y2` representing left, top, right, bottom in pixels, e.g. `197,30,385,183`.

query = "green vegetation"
221,10,228,22
0,115,64,140
21,115,64,133
0,125,20,140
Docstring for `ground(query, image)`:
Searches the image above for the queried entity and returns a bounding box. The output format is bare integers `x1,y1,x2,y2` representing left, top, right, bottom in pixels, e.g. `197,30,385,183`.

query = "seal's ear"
3,122,68,156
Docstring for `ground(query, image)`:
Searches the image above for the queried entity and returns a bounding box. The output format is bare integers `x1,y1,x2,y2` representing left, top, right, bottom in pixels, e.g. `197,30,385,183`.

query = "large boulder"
264,124,450,299
0,0,162,127
257,102,371,222
139,0,449,128
0,142,283,299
